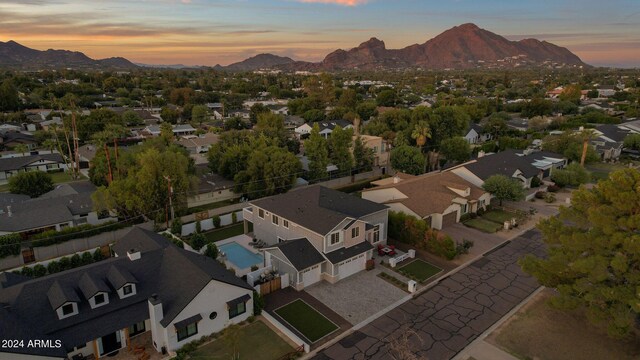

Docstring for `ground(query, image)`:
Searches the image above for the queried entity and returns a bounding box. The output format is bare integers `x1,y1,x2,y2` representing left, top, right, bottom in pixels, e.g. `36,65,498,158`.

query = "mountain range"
0,24,587,71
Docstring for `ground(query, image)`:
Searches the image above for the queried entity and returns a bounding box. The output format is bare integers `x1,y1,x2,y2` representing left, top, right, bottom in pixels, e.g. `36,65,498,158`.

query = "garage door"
337,254,366,281
301,265,321,288
441,211,458,229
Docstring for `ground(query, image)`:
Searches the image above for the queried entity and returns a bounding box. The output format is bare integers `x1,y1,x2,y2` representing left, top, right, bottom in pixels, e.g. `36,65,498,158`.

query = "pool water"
218,242,263,269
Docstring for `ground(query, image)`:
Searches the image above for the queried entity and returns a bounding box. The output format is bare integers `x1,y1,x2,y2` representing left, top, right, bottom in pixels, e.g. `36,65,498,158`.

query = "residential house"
294,123,313,137
228,110,251,120
0,153,67,184
598,85,616,98
1,132,38,151
188,170,237,208
243,186,388,290
0,227,253,359
143,124,196,138
317,120,353,138
520,150,568,177
355,134,389,168
464,123,492,144
451,149,542,189
269,105,289,116
592,124,629,161
0,181,116,237
0,123,22,133
40,118,63,131
362,172,491,230
176,133,219,154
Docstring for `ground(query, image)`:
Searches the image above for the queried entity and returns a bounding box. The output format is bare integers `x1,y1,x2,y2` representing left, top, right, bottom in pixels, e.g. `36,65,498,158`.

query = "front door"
99,332,121,356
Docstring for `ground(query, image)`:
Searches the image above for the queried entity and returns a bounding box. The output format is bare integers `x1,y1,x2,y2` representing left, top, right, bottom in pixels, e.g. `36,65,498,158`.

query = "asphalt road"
311,228,545,360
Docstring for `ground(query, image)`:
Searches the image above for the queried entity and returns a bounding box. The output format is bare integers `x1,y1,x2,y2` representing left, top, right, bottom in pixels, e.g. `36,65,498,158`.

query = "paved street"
311,228,545,360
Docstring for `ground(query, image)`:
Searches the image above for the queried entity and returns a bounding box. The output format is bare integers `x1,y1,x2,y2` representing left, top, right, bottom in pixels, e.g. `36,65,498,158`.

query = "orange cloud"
298,0,369,6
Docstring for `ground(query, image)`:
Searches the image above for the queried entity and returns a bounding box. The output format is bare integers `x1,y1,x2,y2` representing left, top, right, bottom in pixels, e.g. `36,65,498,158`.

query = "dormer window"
94,293,106,305
90,292,109,309
123,284,133,295
62,303,74,316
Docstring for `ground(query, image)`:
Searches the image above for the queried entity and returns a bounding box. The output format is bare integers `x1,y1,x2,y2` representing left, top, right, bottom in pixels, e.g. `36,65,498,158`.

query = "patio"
107,332,163,360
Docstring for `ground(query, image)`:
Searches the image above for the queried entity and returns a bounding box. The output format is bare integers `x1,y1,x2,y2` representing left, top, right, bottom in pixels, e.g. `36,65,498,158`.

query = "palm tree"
411,121,432,150
14,144,28,156
42,139,56,154
579,129,597,167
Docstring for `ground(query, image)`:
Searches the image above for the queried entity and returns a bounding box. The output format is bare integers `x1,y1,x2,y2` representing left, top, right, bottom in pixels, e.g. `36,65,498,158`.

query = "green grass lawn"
464,218,503,233
190,321,295,360
482,210,517,224
275,299,338,343
203,223,245,243
587,162,630,182
397,259,442,283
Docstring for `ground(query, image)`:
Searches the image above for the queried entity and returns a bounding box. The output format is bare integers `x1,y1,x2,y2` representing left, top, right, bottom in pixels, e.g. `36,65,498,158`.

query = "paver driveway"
312,229,545,360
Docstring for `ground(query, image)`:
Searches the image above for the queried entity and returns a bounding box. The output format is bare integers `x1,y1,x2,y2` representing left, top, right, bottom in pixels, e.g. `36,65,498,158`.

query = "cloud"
297,0,368,6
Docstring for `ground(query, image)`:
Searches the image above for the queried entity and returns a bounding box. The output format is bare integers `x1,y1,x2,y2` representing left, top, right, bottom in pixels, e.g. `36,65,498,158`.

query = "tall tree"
411,121,432,150
520,168,640,338
353,136,375,173
482,175,525,206
305,123,330,182
328,126,354,176
191,104,209,126
0,79,20,112
8,171,54,198
440,137,471,163
390,145,425,175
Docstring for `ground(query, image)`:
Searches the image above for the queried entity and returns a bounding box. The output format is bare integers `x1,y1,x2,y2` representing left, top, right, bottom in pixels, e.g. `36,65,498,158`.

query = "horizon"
0,0,639,68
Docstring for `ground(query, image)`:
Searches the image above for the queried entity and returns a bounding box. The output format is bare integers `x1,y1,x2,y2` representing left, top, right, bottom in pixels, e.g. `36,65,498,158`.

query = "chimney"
6,206,11,217
478,150,485,158
127,248,141,261
148,294,164,352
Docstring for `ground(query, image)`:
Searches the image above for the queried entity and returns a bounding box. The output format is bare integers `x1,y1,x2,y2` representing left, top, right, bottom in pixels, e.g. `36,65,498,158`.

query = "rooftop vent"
127,248,141,261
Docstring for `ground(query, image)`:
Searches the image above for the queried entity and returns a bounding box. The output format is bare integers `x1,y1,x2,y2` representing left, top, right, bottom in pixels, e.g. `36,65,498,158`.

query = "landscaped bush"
253,291,265,315
212,215,221,228
535,191,546,199
0,233,21,259
531,176,542,188
195,220,202,234
551,163,591,187
455,239,474,255
547,184,561,192
190,233,206,251
544,193,556,203
459,213,477,222
32,264,47,277
30,219,141,248
388,211,429,245
204,243,219,259
231,211,238,224
424,231,457,260
23,249,109,278
171,218,183,235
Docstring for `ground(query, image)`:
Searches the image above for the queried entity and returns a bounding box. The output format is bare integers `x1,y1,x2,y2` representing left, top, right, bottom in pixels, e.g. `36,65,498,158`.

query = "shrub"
70,254,81,268
0,233,21,259
33,264,47,277
172,239,184,248
93,248,104,261
250,265,259,271
531,176,542,188
544,193,556,203
58,257,71,271
80,251,94,265
171,218,183,235
388,211,429,245
551,163,591,187
425,232,457,260
231,211,238,224
21,266,34,277
212,215,221,228
190,233,206,251
30,219,140,248
47,260,61,274
535,191,546,199
195,220,202,234
253,291,265,315
460,213,473,222
204,243,219,259
455,239,474,255
547,184,561,192
477,207,486,216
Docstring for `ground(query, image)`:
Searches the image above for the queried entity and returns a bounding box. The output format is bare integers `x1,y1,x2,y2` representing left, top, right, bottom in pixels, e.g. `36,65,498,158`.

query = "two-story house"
243,186,388,290
0,227,253,359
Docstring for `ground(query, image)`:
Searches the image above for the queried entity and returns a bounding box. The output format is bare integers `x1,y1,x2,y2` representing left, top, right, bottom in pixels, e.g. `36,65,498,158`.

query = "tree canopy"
482,174,526,205
8,171,54,198
390,145,425,175
520,168,640,338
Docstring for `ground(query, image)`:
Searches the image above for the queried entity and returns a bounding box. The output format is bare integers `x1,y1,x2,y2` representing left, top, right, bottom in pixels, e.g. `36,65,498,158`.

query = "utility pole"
104,144,113,184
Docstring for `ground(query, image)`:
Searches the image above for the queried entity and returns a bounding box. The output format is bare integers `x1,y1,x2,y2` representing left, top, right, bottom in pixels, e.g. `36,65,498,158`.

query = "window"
278,237,285,243
229,301,246,319
351,227,359,238
123,284,133,295
129,321,146,337
258,209,265,219
62,303,74,316
461,203,468,214
283,219,289,229
272,215,279,225
209,312,218,320
330,232,340,245
94,293,106,305
177,323,198,342
372,225,380,243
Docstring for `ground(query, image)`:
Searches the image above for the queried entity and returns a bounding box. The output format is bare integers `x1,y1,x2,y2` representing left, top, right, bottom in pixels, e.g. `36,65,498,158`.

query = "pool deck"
217,234,266,276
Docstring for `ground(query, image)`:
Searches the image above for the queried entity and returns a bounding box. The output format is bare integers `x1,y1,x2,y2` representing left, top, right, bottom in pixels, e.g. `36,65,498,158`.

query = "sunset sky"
1,0,638,67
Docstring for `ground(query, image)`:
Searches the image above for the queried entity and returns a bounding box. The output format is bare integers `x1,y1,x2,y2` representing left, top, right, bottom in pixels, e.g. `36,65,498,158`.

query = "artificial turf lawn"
274,299,338,343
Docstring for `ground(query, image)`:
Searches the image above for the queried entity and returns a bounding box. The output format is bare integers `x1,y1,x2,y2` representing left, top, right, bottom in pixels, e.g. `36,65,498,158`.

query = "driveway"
441,223,505,266
311,228,545,360
305,267,408,325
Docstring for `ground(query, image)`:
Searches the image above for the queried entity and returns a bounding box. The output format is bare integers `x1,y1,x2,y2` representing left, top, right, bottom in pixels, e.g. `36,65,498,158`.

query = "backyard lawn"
203,223,245,243
190,321,295,360
481,210,517,224
587,162,632,182
464,218,503,233
397,259,442,283
274,299,338,343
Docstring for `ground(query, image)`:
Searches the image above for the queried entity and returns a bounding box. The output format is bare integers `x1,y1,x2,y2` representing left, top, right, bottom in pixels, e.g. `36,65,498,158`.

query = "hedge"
0,233,21,259
30,217,142,248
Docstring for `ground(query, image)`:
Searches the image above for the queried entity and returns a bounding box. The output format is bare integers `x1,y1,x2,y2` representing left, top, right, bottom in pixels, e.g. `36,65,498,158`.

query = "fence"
180,210,244,237
262,311,310,353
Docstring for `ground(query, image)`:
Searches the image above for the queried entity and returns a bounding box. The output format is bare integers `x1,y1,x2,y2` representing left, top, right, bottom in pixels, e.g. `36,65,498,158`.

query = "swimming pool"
218,242,263,269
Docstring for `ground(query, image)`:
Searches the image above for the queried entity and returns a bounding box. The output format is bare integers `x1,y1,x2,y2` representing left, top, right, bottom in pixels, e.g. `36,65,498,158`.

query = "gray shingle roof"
78,272,111,299
0,153,64,172
0,227,252,357
251,186,387,235
324,241,373,264
266,238,325,271
464,149,540,180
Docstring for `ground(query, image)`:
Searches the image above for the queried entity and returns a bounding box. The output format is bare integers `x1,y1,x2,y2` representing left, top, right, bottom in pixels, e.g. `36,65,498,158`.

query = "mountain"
222,53,296,71
224,23,586,71
0,40,138,69
318,23,586,70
